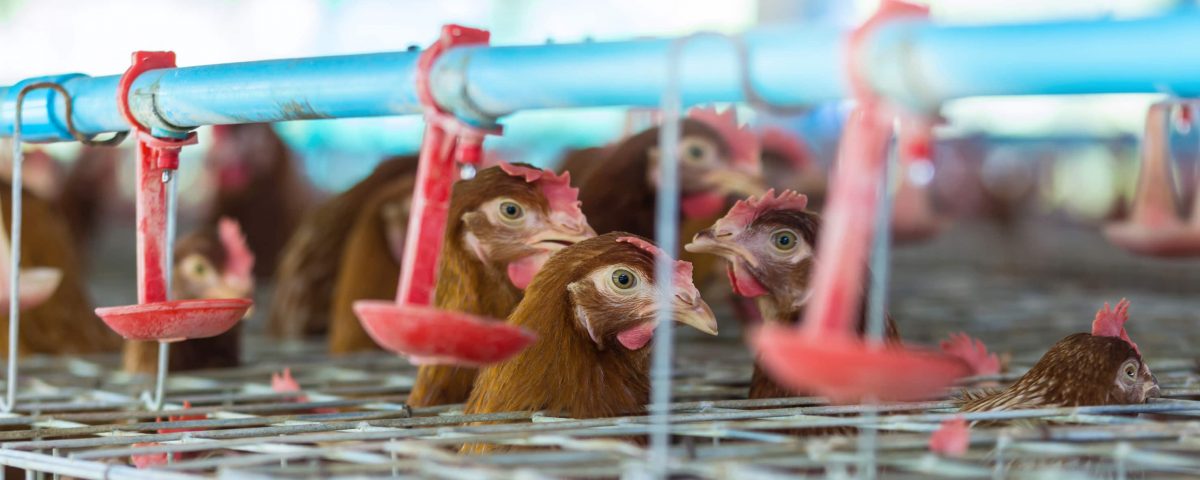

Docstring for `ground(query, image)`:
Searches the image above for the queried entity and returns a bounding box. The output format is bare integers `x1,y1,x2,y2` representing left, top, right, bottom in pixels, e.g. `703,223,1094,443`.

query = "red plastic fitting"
117,51,197,304
117,51,198,170
396,25,503,307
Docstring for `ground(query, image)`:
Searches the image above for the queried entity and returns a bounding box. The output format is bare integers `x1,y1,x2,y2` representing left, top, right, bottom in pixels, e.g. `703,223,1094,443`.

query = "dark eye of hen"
499,201,524,221
611,269,636,289
194,263,206,275
687,144,705,160
771,230,798,251
1125,362,1137,378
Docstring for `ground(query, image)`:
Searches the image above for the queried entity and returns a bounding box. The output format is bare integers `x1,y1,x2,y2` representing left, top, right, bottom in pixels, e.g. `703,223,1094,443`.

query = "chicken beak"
1145,374,1161,399
685,228,753,267
529,215,597,251
672,291,718,336
684,228,722,255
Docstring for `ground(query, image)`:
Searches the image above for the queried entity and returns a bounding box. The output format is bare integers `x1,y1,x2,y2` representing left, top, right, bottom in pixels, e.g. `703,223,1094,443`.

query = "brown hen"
326,163,595,409
461,233,717,453
123,218,255,373
267,155,417,339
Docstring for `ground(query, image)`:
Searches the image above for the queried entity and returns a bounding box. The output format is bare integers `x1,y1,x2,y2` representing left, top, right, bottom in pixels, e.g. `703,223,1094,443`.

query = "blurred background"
0,0,1198,321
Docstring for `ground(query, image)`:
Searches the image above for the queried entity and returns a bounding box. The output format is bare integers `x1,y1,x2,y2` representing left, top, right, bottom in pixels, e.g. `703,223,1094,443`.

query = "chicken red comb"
720,189,810,230
499,162,586,222
217,217,254,285
940,333,1000,377
271,368,301,393
687,106,760,172
132,401,207,468
1092,298,1140,355
760,127,814,171
929,415,969,457
157,401,206,434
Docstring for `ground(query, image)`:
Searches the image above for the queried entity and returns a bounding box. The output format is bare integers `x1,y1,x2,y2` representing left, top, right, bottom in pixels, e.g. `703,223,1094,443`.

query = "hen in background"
267,155,418,339
123,218,255,373
205,123,318,279
960,300,1158,418
0,180,119,355
328,163,595,409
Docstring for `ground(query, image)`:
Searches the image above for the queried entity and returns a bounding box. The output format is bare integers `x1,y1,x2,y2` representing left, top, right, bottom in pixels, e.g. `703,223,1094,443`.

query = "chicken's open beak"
685,228,755,267
527,217,597,252
703,167,768,198
672,290,718,336
1145,374,1161,399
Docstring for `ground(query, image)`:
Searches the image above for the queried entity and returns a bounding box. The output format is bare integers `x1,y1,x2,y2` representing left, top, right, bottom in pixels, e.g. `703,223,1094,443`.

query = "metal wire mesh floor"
1,221,1199,479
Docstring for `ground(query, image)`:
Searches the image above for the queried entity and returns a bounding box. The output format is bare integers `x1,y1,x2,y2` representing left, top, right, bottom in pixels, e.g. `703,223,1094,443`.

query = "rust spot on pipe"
277,100,332,120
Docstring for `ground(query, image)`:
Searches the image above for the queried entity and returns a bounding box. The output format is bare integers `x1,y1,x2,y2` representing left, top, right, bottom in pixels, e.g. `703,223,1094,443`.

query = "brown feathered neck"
432,165,547,318
578,120,727,236
961,333,1139,412
465,233,657,419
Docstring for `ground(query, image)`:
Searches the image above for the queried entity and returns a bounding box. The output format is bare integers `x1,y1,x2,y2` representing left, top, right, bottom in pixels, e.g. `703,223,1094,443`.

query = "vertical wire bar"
856,126,897,480
4,87,34,414
648,35,687,475
150,169,179,411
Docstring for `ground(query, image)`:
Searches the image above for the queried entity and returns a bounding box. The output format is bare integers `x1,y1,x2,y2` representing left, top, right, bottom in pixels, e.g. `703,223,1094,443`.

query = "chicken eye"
498,201,524,221
679,138,713,165
193,263,206,276
1124,362,1138,378
611,268,637,290
771,229,799,252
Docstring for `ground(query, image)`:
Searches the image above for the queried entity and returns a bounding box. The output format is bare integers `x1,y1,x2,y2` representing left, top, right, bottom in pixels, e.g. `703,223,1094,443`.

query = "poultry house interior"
0,0,1199,478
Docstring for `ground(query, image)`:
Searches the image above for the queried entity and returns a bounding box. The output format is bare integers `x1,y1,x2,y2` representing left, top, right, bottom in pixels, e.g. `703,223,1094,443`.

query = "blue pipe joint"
1,73,88,142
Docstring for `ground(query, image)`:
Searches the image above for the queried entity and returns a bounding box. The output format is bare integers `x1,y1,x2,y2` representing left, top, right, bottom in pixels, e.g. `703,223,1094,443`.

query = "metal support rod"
856,135,898,480
4,106,22,414
5,14,1200,141
0,83,51,413
646,32,691,477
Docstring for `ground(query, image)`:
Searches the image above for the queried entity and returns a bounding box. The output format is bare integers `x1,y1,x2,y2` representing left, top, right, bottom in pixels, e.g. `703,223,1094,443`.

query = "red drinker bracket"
354,25,536,365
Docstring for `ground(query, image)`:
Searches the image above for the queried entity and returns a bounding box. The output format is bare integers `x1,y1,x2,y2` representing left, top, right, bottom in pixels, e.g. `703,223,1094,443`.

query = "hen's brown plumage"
59,145,123,265
328,164,594,410
405,165,593,407
461,233,716,453
0,181,119,355
267,155,417,339
567,120,729,238
961,333,1157,415
327,177,415,354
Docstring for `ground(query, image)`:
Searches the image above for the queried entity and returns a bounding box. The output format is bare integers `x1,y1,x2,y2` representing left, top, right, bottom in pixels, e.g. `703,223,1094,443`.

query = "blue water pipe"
3,14,1200,142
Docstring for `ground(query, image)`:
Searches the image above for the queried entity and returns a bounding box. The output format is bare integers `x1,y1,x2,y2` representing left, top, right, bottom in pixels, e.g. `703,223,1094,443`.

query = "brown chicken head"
685,189,818,311
456,163,596,290
642,108,766,219
206,124,289,194
546,234,718,351
173,217,256,304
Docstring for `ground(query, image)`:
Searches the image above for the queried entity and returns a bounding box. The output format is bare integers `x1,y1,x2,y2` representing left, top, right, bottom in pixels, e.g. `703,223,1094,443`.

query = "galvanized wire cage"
0,221,1195,479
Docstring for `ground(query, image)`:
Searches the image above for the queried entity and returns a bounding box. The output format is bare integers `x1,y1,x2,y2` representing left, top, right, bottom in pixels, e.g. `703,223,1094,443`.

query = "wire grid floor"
0,221,1199,479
